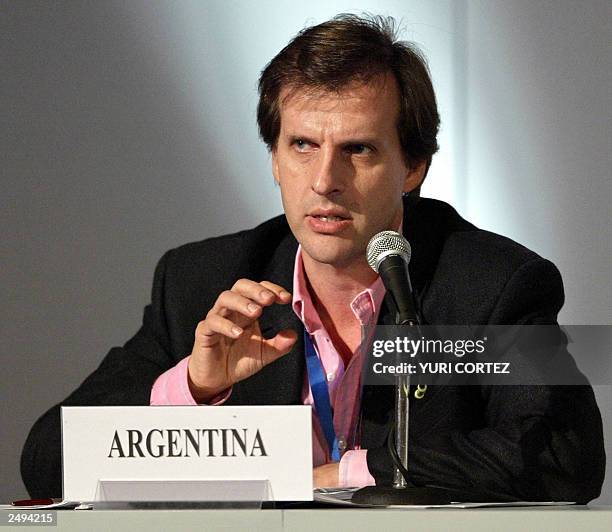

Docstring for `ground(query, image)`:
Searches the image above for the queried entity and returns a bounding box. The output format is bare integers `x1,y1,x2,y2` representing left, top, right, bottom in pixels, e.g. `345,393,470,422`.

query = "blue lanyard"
303,331,341,462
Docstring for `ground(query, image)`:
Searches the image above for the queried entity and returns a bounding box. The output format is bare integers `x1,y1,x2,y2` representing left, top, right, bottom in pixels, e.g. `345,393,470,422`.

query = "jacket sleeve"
367,258,606,503
21,250,177,498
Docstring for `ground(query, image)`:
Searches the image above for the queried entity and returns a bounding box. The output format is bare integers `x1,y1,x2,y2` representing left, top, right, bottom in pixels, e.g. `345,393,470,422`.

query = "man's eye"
346,144,372,155
294,139,311,151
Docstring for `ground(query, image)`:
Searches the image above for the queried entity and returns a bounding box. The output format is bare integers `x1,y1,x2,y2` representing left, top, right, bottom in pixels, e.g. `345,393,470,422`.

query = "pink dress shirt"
151,246,385,487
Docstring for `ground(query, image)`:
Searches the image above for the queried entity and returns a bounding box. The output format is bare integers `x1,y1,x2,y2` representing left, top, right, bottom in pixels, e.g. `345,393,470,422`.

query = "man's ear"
402,160,428,194
271,148,280,185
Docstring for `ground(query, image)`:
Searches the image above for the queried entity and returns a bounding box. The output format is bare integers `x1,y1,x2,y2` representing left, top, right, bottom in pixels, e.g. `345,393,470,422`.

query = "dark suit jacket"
21,198,605,502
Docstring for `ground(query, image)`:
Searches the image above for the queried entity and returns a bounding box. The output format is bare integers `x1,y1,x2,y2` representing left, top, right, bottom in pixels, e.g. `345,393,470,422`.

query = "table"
4,506,612,531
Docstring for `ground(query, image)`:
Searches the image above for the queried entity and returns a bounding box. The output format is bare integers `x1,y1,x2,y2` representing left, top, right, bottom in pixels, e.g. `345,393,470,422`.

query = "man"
22,14,605,501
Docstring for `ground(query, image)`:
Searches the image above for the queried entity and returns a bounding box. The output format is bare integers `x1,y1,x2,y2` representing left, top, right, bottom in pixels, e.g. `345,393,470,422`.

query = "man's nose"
311,148,345,196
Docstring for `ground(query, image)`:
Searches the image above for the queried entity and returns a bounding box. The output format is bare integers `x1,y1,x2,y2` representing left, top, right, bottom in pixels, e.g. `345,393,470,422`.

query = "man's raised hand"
187,279,297,402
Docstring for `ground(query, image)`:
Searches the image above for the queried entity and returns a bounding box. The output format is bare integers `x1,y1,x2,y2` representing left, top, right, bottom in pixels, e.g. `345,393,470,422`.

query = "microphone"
366,230,418,325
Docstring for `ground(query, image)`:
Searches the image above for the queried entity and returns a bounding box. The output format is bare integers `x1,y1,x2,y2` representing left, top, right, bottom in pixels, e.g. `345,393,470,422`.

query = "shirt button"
337,436,347,451
326,372,335,382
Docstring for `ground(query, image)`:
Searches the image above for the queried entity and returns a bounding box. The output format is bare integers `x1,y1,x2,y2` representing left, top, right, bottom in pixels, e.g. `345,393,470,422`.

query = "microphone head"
366,230,411,273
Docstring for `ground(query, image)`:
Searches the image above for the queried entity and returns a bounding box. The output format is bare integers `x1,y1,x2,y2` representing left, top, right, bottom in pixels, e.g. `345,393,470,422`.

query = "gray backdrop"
2,0,611,503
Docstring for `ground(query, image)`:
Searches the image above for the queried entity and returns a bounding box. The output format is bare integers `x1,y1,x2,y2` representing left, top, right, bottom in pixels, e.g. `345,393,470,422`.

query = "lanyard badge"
303,331,341,462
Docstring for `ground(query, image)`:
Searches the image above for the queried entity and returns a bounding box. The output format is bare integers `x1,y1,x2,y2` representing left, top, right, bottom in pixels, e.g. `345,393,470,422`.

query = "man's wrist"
187,356,228,403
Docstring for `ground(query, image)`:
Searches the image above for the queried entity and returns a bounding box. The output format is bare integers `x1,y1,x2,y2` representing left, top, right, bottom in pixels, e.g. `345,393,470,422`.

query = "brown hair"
257,14,440,170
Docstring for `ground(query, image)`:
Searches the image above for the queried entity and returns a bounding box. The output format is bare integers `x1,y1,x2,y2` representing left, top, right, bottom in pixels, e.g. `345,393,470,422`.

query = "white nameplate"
61,405,312,502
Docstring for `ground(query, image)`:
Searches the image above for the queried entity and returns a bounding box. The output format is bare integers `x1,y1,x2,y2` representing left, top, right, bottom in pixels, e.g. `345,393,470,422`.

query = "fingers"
313,463,340,488
198,279,292,344
213,290,264,323
230,279,291,307
259,329,298,366
211,279,292,325
259,281,292,304
195,313,243,347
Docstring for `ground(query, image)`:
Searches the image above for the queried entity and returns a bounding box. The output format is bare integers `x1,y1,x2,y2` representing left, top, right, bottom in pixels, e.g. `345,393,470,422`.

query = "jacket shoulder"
414,198,541,264
166,214,291,269
415,199,563,324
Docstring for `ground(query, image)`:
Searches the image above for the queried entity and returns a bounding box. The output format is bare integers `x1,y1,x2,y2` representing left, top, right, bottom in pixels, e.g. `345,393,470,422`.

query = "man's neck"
302,254,376,310
302,254,377,363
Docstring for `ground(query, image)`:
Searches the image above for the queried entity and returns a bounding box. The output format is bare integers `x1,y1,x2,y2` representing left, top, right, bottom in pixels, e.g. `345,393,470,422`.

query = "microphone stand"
353,316,466,505
352,267,482,505
392,318,415,491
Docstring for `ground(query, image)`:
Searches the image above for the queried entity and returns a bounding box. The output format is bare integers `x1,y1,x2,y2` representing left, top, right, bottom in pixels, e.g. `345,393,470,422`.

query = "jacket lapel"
229,231,305,406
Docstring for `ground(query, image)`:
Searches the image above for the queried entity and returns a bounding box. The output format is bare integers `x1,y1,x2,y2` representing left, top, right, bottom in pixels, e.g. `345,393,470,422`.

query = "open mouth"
312,215,348,222
306,213,352,234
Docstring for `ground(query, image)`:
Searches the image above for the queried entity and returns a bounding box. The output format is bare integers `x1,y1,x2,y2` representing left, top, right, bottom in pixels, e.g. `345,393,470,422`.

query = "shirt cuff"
338,450,376,488
150,356,232,405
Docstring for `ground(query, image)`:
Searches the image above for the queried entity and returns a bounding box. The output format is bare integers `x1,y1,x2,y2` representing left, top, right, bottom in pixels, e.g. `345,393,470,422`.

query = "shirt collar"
292,246,386,334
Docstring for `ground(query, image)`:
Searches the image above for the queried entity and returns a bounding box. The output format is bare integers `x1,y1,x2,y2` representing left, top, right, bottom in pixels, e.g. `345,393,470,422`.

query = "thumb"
260,329,298,366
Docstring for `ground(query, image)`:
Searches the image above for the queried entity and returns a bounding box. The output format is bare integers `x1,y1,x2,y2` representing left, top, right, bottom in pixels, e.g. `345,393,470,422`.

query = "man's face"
272,73,426,271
